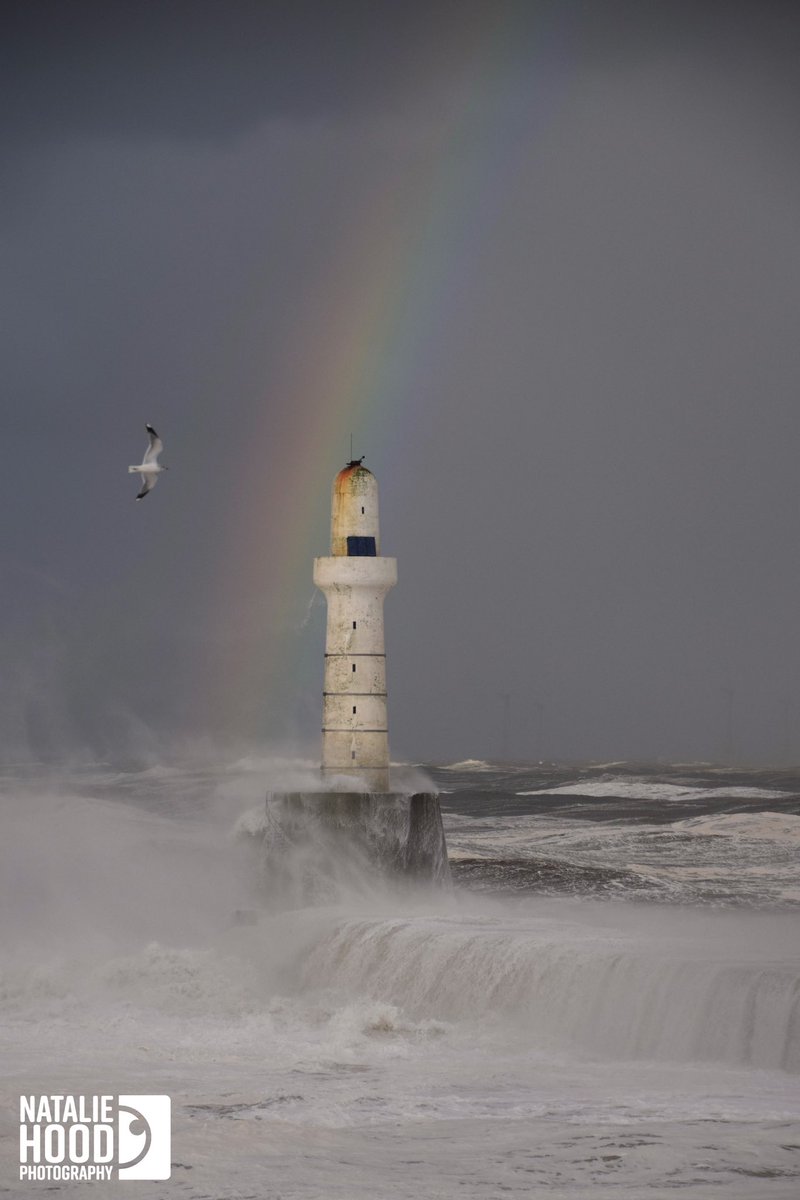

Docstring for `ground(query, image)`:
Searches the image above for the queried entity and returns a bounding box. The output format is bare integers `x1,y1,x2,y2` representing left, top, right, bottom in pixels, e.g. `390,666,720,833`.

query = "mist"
2,755,799,1193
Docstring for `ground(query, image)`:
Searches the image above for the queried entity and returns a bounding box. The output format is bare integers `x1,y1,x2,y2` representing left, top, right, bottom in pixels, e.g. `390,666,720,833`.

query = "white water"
446,807,800,905
2,763,799,1197
518,776,789,801
299,907,800,1071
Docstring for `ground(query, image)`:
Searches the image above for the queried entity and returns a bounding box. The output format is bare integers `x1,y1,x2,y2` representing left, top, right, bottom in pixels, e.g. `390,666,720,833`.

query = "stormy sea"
2,756,799,1198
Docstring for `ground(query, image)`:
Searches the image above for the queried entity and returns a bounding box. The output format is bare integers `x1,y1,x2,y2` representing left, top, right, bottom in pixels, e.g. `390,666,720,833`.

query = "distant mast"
313,459,397,792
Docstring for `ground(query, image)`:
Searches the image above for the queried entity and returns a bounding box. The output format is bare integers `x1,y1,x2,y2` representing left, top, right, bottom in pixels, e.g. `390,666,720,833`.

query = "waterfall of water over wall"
298,913,800,1073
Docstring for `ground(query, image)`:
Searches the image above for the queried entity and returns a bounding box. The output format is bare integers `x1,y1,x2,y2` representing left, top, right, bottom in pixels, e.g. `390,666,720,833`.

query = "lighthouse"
313,459,397,792
257,454,449,894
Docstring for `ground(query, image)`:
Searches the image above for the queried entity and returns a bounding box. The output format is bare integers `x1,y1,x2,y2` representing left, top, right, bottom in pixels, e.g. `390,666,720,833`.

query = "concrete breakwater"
258,792,450,900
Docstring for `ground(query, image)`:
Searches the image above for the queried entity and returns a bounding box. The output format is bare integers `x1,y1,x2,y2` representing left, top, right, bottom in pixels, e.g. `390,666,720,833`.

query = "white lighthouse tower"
313,459,397,792
259,455,449,890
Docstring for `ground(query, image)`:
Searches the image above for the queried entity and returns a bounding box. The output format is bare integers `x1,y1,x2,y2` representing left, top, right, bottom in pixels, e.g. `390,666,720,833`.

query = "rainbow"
208,5,571,742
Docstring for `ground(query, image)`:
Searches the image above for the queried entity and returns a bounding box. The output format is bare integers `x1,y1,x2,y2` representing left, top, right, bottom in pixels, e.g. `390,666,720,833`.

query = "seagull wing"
142,424,163,465
136,473,159,501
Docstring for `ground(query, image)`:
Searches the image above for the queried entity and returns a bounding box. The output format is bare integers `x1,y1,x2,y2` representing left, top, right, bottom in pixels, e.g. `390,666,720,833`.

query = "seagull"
128,424,168,500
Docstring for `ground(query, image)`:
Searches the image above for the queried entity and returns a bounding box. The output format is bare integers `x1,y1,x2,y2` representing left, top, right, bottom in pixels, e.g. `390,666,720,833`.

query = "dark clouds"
0,0,497,141
2,2,800,764
3,2,799,140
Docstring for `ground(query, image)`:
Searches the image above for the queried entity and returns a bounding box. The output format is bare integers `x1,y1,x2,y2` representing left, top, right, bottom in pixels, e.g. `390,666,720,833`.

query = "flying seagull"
128,424,168,500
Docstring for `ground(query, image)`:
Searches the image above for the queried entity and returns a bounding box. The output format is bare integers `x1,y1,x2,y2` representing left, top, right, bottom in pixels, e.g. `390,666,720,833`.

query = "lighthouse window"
347,535,376,556
361,506,365,514
351,751,356,760
352,706,357,714
352,620,357,629
352,663,356,672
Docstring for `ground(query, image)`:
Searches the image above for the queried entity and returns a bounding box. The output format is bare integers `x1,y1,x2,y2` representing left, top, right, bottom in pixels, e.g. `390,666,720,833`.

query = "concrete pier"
261,792,451,900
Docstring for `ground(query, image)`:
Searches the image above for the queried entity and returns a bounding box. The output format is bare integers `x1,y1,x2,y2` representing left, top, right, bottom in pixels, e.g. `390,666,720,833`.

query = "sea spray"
248,792,451,904
3,758,800,1199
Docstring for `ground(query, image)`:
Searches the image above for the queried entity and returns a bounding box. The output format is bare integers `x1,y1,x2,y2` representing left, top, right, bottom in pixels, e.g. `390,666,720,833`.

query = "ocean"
2,756,799,1198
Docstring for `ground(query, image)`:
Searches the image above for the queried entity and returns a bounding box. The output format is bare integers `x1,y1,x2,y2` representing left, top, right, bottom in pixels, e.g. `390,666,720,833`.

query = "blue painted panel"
347,536,377,556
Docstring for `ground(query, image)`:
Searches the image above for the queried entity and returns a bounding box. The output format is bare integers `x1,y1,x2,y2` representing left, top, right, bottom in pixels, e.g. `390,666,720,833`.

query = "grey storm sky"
2,0,800,764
